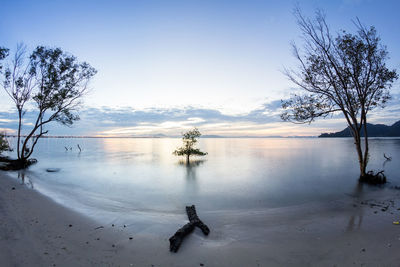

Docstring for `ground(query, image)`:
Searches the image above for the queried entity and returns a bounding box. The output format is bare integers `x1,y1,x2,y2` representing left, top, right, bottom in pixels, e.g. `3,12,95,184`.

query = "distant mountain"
319,120,400,137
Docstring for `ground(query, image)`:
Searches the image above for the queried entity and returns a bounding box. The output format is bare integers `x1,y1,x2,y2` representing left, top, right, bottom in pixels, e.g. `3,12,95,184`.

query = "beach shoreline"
1,171,400,266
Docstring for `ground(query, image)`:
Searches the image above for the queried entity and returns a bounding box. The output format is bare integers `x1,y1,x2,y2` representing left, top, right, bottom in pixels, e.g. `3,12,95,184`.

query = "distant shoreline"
5,135,400,139
319,120,400,138
4,135,319,139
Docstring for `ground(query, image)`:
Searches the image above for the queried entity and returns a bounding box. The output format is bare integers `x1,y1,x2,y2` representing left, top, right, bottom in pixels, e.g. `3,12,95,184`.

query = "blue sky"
1,0,399,136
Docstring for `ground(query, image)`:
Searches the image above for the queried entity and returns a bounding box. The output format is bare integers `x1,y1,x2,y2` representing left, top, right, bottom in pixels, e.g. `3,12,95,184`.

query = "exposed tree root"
0,156,37,171
359,170,386,185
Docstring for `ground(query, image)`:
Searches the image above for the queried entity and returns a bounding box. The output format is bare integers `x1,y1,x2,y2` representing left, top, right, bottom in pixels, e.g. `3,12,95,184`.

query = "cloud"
77,104,285,136
0,96,398,137
0,102,282,136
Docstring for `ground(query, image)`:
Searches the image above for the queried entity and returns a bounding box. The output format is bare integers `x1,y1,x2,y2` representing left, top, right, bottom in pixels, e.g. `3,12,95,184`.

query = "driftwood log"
169,205,210,252
186,205,210,235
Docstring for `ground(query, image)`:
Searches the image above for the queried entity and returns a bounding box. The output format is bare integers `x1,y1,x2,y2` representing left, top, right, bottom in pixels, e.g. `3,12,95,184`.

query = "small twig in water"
384,153,392,161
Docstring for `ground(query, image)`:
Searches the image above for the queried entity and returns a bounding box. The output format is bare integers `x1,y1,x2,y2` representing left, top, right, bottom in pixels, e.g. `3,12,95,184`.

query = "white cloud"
0,97,398,137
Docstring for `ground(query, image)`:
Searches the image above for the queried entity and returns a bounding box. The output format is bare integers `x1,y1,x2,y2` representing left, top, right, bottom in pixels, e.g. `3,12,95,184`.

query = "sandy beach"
1,170,400,266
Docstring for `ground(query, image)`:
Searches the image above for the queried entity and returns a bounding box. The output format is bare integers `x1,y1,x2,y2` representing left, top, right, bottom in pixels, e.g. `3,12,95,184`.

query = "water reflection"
18,170,34,189
346,183,364,232
178,159,206,198
178,159,205,180
4,138,399,217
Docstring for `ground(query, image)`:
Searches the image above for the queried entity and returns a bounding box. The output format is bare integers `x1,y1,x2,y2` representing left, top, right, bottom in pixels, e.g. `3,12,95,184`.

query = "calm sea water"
4,137,400,229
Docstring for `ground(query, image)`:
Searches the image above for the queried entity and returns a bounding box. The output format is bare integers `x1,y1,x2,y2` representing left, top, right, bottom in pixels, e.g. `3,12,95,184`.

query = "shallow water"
4,137,400,229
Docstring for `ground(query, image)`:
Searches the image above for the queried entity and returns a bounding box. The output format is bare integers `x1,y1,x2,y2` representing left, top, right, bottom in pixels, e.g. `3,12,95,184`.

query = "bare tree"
3,44,35,160
281,9,398,181
2,45,97,167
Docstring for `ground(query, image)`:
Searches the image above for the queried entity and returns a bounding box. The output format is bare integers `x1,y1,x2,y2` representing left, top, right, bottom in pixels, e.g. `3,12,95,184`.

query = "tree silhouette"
1,44,97,167
281,9,398,181
173,128,207,164
0,48,11,156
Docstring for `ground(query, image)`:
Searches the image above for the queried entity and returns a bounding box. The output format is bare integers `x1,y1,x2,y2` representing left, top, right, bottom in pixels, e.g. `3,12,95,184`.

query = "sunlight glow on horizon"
1,0,399,136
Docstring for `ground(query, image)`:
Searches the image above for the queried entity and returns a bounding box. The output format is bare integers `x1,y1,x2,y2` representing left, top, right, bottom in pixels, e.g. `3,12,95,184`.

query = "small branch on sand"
169,205,210,253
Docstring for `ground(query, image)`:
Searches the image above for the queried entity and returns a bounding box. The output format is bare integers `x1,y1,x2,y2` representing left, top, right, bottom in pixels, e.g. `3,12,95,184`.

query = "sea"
3,137,400,232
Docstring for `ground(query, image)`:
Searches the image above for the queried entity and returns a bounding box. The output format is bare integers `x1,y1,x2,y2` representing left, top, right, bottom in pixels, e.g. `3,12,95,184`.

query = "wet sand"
1,171,400,266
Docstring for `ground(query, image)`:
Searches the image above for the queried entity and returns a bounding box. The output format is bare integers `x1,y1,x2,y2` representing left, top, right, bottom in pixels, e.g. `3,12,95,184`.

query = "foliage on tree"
1,44,97,164
0,49,11,155
281,9,398,179
0,133,11,154
173,128,207,163
0,47,9,73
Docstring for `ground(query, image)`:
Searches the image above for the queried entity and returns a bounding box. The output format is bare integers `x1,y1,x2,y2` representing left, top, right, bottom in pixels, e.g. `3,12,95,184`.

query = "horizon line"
4,134,319,139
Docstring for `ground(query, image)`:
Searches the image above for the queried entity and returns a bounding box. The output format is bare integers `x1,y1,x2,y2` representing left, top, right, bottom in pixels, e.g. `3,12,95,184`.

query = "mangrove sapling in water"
173,128,207,164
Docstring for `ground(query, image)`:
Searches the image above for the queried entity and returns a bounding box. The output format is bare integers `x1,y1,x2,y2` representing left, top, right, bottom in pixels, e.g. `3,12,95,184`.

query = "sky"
0,0,399,137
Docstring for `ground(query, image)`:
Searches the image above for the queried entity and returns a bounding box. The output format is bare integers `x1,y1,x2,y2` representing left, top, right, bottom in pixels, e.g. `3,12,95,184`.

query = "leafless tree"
281,9,398,179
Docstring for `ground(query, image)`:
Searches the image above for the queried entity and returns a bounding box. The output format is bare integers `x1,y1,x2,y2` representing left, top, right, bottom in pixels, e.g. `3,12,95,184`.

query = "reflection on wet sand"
18,170,34,189
346,183,364,232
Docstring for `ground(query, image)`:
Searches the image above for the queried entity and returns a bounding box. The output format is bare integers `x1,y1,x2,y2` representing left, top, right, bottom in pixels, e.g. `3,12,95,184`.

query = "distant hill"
319,120,400,137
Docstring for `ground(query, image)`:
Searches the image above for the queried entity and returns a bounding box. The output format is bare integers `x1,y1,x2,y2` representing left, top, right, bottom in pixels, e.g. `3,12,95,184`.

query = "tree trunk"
356,139,366,177
186,154,190,164
362,116,369,177
352,129,366,178
17,109,22,160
